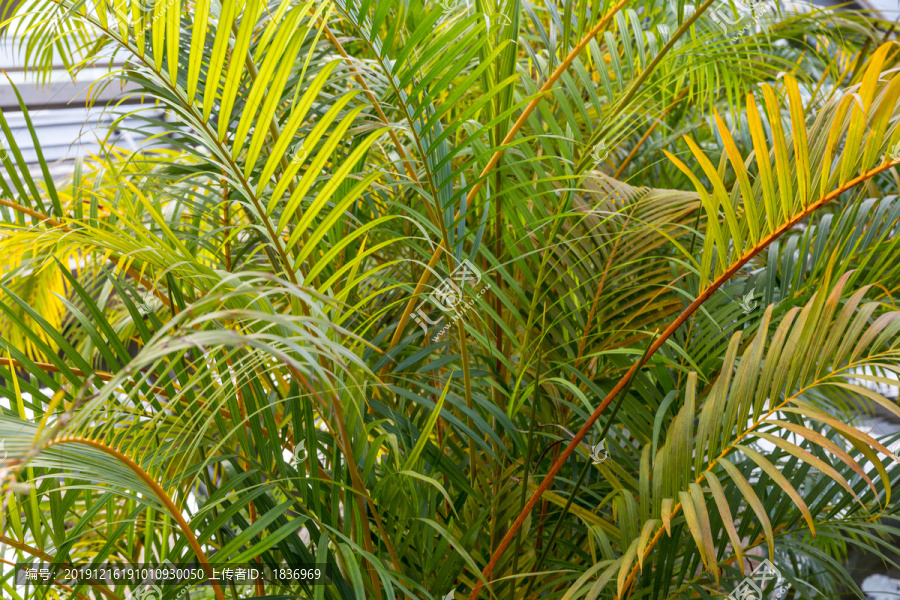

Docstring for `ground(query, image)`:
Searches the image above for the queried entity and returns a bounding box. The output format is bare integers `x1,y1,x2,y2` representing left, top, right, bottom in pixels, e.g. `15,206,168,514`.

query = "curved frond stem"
0,536,122,600
318,22,429,193
391,0,629,344
0,198,62,226
7,4,899,599
466,153,900,600
619,347,900,598
579,0,719,169
230,23,309,286
329,17,450,254
613,88,689,178
318,17,453,357
383,242,445,362
71,7,302,293
0,561,91,600
0,359,292,453
0,197,169,308
0,356,165,396
465,0,628,204
38,436,226,600
571,201,641,380
292,368,401,584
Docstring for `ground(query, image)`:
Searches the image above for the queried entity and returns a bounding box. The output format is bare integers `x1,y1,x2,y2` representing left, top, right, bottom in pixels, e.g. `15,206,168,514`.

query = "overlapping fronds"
1,2,899,600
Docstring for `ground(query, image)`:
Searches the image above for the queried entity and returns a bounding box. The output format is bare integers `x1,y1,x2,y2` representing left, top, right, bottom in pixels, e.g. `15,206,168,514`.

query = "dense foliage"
1,0,900,599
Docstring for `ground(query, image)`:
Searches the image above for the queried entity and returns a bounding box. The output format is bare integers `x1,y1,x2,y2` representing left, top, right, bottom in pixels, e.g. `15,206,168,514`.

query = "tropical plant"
1,0,900,599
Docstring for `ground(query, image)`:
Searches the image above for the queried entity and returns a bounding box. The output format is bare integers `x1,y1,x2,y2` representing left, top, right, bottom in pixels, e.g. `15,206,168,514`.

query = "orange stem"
41,437,226,600
465,155,900,600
